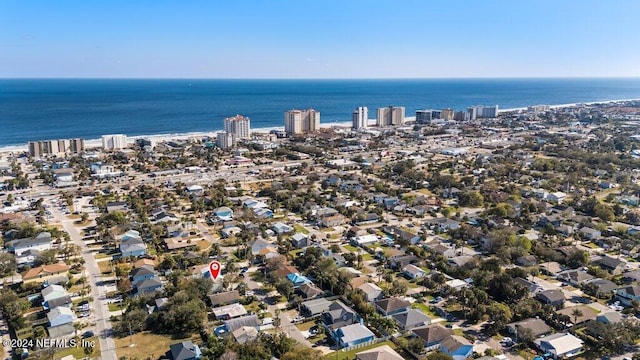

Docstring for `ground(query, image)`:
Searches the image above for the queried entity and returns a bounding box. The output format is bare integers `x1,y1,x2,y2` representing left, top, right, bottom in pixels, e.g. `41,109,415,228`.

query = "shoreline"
2,98,639,154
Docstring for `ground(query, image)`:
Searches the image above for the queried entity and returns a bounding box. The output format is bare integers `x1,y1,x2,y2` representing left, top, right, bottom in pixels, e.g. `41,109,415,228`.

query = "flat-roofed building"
285,109,320,135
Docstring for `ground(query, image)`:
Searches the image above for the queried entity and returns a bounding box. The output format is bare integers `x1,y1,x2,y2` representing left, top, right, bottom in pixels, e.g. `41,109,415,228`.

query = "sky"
1,0,640,79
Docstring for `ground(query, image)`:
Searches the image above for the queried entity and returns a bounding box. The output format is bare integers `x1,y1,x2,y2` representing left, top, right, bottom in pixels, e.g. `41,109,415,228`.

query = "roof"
336,323,375,344
47,306,74,322
537,289,565,303
130,265,155,278
535,333,583,355
375,297,411,313
10,232,52,249
412,324,453,344
597,311,624,324
358,282,382,296
224,314,260,332
391,309,431,328
212,303,247,318
209,290,240,307
620,285,640,296
169,341,200,360
356,345,404,360
507,318,551,337
403,264,425,275
135,278,162,291
41,284,68,300
440,335,471,353
232,326,258,344
598,256,625,270
301,297,331,314
296,283,324,298
22,263,70,280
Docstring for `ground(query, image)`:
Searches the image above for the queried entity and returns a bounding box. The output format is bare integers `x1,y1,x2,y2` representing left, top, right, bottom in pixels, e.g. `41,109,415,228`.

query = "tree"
281,346,323,360
117,278,132,294
571,308,583,326
0,253,16,277
427,352,454,360
34,249,58,266
80,212,89,223
83,343,95,358
407,337,426,354
594,203,615,222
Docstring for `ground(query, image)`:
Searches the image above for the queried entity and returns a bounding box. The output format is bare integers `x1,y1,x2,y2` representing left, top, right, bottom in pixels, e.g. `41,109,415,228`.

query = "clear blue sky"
1,0,639,78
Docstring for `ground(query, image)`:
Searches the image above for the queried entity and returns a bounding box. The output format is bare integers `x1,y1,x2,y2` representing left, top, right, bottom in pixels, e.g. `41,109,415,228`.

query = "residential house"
224,315,260,333
557,305,599,326
334,323,376,348
506,318,552,339
534,333,583,359
321,300,359,332
130,265,156,286
119,231,147,258
300,298,332,318
596,311,624,325
291,233,309,249
41,285,71,310
295,283,324,300
388,255,419,270
168,341,201,360
596,256,626,275
22,263,70,284
135,278,162,295
7,232,52,257
355,345,404,360
391,309,432,331
213,303,248,320
321,215,347,228
579,227,601,241
287,273,312,288
232,326,259,344
616,285,640,306
357,283,383,302
16,249,41,267
209,290,240,307
352,234,378,247
515,255,538,267
272,222,293,235
585,278,617,298
547,192,567,204
411,324,454,352
403,264,427,280
374,297,411,316
47,306,75,328
166,223,186,238
440,335,474,360
513,278,543,294
557,270,594,286
536,289,565,309
106,201,128,213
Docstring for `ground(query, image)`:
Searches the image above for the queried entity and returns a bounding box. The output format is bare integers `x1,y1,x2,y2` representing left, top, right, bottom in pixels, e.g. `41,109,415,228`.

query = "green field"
293,224,310,234
324,340,396,360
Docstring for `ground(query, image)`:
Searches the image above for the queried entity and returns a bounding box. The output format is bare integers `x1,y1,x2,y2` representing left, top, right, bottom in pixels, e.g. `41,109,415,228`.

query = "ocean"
1,78,640,148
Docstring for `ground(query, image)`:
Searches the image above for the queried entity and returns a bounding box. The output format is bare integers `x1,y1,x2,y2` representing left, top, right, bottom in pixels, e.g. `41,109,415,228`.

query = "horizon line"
2,76,640,81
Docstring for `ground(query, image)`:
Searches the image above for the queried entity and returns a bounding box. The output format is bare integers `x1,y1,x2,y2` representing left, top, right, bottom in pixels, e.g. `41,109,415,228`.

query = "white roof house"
352,234,378,246
534,333,583,359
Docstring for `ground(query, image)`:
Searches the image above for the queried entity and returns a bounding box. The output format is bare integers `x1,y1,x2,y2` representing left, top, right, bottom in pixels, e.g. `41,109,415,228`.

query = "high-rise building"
416,110,433,124
284,109,320,135
468,105,499,119
454,111,470,121
28,138,85,158
376,106,405,126
224,115,251,140
441,109,455,121
528,105,550,113
352,107,368,129
102,134,128,151
217,131,235,149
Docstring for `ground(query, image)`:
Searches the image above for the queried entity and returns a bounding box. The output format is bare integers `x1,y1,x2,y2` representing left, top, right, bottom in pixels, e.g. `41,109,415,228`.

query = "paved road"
51,207,118,360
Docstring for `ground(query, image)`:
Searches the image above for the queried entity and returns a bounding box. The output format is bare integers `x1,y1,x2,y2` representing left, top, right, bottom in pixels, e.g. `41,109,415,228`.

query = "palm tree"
571,309,583,326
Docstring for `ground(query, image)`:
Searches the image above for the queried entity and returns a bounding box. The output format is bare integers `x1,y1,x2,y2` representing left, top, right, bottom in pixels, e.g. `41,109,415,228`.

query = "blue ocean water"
1,78,640,147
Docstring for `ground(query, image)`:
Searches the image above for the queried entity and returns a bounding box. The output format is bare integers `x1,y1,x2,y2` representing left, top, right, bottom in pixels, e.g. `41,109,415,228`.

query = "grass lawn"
321,227,336,232
308,332,326,345
343,244,359,253
293,224,310,234
245,301,260,313
324,340,396,360
289,249,303,259
295,320,316,332
362,253,374,261
196,239,212,251
108,302,124,312
54,336,100,360
114,331,195,359
94,252,111,259
411,302,439,318
97,261,113,275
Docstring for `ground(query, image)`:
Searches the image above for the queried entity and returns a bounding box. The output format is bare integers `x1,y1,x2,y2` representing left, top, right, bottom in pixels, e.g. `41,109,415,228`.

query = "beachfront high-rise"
224,115,251,140
217,131,235,150
102,134,128,151
376,106,405,126
416,110,433,124
468,105,499,119
284,109,320,135
28,138,85,158
352,107,368,129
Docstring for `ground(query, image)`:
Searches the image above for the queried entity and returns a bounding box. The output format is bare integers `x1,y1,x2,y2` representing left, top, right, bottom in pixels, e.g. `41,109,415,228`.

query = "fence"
340,335,392,353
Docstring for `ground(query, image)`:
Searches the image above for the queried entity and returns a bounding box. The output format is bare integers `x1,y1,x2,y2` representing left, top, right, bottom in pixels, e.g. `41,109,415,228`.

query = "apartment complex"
102,134,128,151
224,115,251,140
376,106,405,126
217,132,235,150
284,109,320,135
28,138,84,158
352,107,368,129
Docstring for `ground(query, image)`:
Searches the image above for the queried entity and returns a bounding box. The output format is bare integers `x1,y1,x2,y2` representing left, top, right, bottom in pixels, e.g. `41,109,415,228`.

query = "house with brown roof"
209,290,240,307
411,324,453,352
374,297,411,316
22,263,70,284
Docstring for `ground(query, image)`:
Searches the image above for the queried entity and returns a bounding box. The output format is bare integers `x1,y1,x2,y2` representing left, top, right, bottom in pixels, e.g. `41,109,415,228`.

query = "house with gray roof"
333,323,375,348
301,297,332,317
224,314,260,332
411,324,453,352
536,289,565,309
357,283,383,302
209,290,240,307
616,285,640,306
375,297,411,316
507,318,552,339
391,309,432,331
7,232,52,257
168,340,201,360
321,300,359,331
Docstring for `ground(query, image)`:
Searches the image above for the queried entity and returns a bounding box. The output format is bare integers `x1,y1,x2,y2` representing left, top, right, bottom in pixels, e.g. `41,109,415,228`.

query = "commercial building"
352,106,368,129
416,110,433,124
101,134,128,150
224,115,251,140
441,108,455,121
28,138,85,158
376,106,405,126
528,105,550,113
284,109,320,135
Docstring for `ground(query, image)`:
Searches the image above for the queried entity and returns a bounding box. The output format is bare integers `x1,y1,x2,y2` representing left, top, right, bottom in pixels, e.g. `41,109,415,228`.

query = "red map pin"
209,260,222,281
